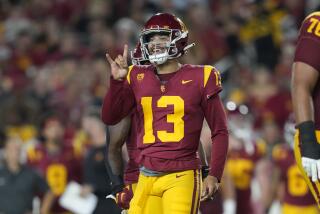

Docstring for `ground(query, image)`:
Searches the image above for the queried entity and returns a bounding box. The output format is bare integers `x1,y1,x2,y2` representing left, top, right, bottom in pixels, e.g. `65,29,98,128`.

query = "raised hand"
106,44,129,80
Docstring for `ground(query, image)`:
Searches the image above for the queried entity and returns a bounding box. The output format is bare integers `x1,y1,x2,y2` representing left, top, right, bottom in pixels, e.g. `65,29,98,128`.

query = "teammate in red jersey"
27,117,82,213
222,103,265,214
271,116,318,213
291,11,320,207
102,13,229,213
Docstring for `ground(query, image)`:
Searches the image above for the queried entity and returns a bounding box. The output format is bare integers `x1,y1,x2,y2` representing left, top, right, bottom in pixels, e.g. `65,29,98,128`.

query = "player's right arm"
102,45,135,125
291,12,320,181
105,116,131,183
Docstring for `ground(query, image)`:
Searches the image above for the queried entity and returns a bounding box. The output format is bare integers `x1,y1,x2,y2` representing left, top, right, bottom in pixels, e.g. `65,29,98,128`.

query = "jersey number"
307,18,320,37
141,96,184,144
287,165,309,196
46,164,67,195
227,159,253,189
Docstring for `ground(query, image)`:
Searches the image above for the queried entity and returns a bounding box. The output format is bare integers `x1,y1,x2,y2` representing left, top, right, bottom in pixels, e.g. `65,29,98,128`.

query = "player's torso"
298,12,320,129
128,64,205,159
273,144,316,206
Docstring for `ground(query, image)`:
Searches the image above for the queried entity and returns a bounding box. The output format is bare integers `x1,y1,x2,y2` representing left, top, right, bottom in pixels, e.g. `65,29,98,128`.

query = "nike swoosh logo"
181,80,192,84
176,174,187,178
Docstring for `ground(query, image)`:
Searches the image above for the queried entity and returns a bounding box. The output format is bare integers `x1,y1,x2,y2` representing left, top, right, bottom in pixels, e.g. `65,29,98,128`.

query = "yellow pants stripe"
191,170,200,214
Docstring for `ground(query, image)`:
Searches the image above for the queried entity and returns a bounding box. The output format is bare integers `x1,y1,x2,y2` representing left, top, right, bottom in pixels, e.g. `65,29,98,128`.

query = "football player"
105,42,211,213
27,117,83,213
291,11,320,207
222,103,265,214
271,115,318,213
102,13,229,214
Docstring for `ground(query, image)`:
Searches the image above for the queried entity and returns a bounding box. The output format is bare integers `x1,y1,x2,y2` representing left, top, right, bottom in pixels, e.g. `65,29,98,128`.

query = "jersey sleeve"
294,12,320,71
201,95,229,181
203,65,223,99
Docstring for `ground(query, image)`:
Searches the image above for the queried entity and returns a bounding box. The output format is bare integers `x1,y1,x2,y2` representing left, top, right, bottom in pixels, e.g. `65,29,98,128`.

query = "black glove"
297,121,320,159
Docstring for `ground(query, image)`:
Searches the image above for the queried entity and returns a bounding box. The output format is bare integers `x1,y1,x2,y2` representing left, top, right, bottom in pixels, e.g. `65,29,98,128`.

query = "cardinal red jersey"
127,64,222,172
272,144,316,206
124,111,140,184
27,144,82,213
226,142,265,214
294,11,320,130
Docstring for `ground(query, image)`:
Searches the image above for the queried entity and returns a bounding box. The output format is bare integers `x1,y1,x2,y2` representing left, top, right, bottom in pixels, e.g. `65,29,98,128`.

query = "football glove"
297,121,320,182
115,184,134,210
301,157,320,182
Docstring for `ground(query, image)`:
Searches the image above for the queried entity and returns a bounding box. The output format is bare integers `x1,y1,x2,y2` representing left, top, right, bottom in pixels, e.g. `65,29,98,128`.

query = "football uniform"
102,64,228,214
27,144,82,213
293,11,320,208
225,143,264,214
273,144,318,213
124,112,163,214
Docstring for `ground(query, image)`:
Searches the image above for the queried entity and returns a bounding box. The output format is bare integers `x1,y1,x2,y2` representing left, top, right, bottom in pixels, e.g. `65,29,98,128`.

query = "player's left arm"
201,66,229,200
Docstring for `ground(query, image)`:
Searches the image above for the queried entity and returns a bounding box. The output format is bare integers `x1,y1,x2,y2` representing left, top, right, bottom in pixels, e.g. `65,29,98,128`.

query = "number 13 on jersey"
141,96,185,144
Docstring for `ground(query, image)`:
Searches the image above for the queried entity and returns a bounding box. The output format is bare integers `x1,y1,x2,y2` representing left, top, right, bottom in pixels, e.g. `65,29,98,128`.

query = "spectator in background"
81,113,121,214
0,136,54,214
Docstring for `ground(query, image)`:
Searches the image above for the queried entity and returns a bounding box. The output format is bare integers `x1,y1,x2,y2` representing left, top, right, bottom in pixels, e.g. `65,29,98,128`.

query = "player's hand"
201,175,219,201
301,157,320,182
106,44,129,80
115,184,134,210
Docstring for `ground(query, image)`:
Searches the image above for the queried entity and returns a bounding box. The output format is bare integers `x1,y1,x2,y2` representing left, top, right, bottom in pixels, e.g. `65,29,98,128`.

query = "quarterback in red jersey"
291,11,320,207
272,117,318,213
102,13,229,213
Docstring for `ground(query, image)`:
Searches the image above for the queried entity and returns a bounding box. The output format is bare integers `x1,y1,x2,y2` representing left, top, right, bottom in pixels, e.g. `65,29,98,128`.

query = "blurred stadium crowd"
1,0,320,213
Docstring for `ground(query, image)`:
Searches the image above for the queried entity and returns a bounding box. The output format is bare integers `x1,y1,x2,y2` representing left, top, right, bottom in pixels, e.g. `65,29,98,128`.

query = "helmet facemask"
130,42,148,65
140,28,190,65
